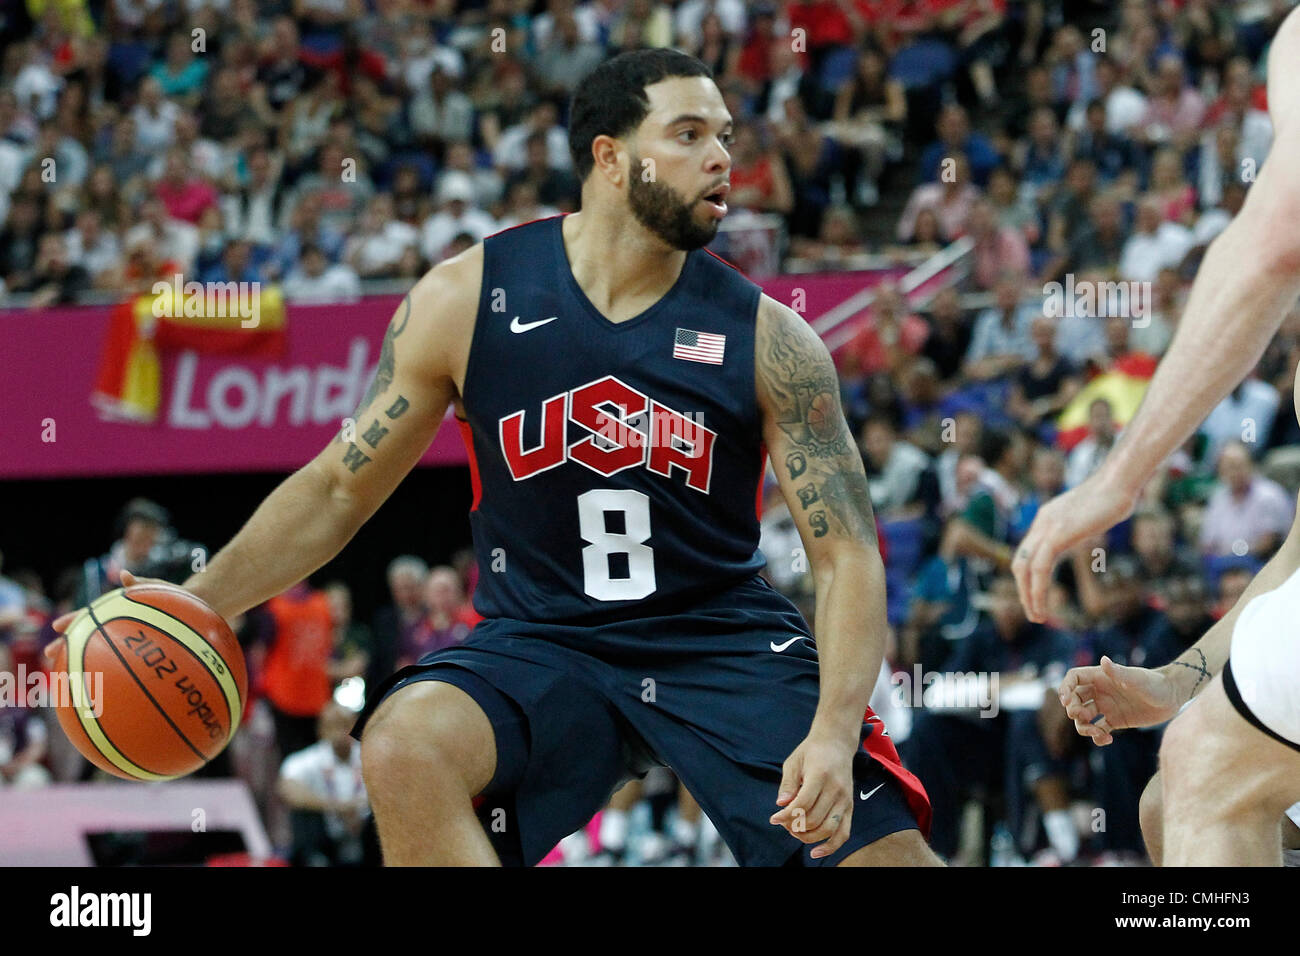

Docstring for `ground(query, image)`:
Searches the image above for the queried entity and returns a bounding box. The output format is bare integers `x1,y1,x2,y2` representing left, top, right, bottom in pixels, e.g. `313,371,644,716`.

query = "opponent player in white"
1012,8,1300,866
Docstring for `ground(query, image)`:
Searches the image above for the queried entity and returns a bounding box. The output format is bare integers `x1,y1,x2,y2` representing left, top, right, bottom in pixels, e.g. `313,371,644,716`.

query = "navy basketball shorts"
353,575,932,866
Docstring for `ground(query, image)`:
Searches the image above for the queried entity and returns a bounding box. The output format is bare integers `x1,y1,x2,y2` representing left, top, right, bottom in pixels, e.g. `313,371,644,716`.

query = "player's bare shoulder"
1267,6,1300,127
400,243,485,400
753,293,849,457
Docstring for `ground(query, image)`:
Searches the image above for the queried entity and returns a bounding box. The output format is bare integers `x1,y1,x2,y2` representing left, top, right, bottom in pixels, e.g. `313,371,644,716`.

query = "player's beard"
627,153,720,251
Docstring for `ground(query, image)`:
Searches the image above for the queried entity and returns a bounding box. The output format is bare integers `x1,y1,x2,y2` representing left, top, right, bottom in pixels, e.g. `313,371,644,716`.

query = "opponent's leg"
1138,773,1164,865
1143,770,1300,866
1160,672,1300,866
360,680,499,865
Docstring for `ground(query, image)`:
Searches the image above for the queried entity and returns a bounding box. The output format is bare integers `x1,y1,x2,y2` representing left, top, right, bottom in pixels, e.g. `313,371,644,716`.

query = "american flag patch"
673,328,726,365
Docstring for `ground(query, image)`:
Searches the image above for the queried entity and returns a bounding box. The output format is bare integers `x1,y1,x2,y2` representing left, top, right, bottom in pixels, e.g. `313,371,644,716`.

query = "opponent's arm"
756,294,885,744
1097,13,1300,499
180,255,478,620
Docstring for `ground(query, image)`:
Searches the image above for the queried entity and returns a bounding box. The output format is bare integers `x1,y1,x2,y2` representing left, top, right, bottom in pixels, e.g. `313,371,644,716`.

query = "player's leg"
360,679,501,865
1143,771,1300,867
1138,773,1164,865
1159,668,1300,865
837,828,943,866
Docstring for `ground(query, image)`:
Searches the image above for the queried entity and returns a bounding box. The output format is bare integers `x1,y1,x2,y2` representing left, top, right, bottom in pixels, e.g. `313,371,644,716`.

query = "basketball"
52,584,248,782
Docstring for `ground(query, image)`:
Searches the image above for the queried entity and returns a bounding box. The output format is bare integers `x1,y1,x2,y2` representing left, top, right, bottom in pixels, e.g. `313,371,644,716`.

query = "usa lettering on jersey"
497,375,716,492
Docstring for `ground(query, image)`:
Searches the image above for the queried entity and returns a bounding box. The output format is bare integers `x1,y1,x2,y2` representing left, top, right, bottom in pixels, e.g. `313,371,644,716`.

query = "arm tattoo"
340,294,412,470
758,307,877,547
1170,647,1211,701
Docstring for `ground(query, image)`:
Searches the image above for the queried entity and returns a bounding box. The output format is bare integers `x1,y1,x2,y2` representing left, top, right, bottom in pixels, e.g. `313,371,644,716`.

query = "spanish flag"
93,283,287,423
1054,353,1158,452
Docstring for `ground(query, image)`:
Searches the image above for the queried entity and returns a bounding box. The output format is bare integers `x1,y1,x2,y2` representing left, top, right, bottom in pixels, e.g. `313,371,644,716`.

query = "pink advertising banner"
0,294,473,479
1,269,901,479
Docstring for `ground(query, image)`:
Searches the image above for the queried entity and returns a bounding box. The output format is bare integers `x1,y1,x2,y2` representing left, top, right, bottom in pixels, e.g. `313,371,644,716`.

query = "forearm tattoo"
340,295,411,472
758,309,877,547
1170,647,1211,701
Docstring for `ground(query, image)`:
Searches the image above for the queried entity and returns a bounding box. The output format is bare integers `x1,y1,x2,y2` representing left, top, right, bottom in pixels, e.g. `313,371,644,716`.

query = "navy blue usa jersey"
457,214,769,624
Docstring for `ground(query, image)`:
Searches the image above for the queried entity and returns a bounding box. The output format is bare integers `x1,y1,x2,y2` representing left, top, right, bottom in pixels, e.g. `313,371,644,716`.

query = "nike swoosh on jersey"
770,636,803,652
859,782,885,801
510,315,559,333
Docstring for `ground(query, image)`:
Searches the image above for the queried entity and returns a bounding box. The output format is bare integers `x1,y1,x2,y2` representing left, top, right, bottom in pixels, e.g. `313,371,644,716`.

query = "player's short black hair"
567,48,713,182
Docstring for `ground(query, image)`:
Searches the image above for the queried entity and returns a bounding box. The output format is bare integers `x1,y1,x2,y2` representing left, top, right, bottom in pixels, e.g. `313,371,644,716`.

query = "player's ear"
591,134,625,187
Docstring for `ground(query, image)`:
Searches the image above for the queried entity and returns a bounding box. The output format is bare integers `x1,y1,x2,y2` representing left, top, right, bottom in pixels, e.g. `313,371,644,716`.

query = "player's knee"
361,682,492,802
1138,774,1163,865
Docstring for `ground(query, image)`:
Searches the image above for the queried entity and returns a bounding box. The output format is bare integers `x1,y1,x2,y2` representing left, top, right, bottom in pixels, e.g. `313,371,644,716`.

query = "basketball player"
1012,10,1300,865
53,50,938,866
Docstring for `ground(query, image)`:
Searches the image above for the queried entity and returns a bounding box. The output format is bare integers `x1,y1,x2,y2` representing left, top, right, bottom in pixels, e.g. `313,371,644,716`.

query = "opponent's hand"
769,731,858,860
43,570,171,664
1012,474,1138,622
1057,655,1180,746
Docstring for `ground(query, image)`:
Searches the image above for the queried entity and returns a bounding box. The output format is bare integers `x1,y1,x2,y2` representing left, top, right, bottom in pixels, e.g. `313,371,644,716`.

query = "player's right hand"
1057,655,1180,746
1012,473,1138,622
43,570,169,663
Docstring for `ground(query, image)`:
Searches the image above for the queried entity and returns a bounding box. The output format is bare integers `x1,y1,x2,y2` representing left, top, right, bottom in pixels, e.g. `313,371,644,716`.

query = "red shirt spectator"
263,584,335,719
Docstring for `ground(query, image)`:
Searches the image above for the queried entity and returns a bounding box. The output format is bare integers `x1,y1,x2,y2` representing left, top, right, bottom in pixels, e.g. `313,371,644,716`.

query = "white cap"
438,171,475,205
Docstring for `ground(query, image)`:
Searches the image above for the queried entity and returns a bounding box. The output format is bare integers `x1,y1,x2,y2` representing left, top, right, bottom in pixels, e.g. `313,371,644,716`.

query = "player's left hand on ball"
769,733,856,860
44,570,169,662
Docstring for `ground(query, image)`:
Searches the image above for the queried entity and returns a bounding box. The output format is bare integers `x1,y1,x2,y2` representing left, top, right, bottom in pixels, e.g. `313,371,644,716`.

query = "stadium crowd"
5,0,1300,865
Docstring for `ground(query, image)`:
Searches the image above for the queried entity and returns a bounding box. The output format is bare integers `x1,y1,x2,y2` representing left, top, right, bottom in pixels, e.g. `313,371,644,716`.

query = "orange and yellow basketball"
52,584,248,781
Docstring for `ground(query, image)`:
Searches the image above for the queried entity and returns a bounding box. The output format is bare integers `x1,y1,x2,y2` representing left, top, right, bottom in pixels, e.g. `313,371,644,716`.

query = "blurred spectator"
63,208,123,287
343,193,419,280
1041,192,1127,283
130,75,179,153
1129,508,1200,596
1119,197,1193,282
263,580,336,759
0,549,27,643
420,171,499,263
1007,316,1080,430
845,281,929,378
1135,54,1205,152
896,153,978,244
123,196,199,274
920,287,973,382
12,232,90,306
0,642,51,791
1198,442,1295,559
918,104,999,187
283,242,361,303
1065,397,1118,489
277,701,375,867
493,99,571,174
963,273,1037,382
533,10,607,98
369,555,428,692
1198,374,1281,469
1010,446,1067,542
324,581,371,685
826,44,905,206
726,123,794,216
861,411,932,518
788,204,868,268
904,573,1077,862
967,197,1031,291
402,566,473,667
75,498,199,605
